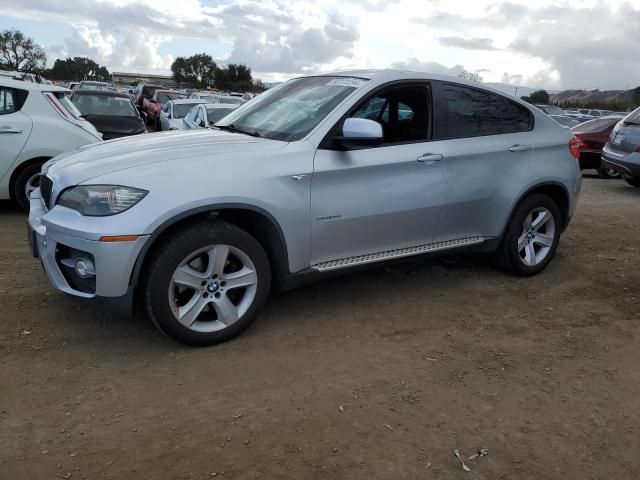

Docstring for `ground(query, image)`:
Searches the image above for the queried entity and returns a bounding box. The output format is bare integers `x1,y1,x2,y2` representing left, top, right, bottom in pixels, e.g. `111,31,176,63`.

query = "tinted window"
71,94,137,117
351,85,429,144
0,88,16,114
437,83,532,138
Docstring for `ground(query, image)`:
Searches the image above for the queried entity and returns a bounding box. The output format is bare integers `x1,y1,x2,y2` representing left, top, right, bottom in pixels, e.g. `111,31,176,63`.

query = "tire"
597,163,621,179
624,176,640,188
13,162,44,211
495,194,562,276
142,221,271,346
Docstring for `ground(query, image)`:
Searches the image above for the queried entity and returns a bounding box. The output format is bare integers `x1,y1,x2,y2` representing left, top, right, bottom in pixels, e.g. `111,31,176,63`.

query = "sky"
1,0,639,90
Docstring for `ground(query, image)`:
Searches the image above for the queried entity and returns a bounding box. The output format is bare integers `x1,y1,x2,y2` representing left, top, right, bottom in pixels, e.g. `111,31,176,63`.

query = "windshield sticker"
326,78,366,88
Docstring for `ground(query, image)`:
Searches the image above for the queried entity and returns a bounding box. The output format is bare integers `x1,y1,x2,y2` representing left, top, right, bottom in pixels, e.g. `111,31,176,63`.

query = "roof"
205,104,238,109
71,89,129,98
168,99,207,105
0,76,69,92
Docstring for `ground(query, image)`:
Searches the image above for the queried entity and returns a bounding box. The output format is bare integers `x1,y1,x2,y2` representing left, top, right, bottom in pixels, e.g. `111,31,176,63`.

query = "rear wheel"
495,194,561,276
624,176,640,188
142,221,271,346
597,163,621,179
13,162,44,211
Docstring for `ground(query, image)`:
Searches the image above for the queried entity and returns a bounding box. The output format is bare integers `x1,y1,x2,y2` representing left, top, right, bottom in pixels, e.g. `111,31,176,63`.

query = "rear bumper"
601,146,640,177
27,189,148,314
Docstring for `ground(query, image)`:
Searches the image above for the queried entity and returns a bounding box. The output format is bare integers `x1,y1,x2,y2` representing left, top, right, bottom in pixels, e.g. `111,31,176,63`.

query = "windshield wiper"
214,124,262,138
622,120,640,126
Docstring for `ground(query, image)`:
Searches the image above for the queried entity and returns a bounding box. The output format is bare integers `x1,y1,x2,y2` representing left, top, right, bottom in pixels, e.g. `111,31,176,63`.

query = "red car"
571,116,624,178
143,89,187,129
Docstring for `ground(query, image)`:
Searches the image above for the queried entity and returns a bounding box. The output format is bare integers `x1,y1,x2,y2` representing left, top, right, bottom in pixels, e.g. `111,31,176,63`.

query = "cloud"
438,36,498,51
390,58,466,77
1,0,361,77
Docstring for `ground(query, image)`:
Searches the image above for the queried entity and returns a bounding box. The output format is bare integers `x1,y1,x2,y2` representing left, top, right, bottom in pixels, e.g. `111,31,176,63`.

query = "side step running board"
311,237,484,272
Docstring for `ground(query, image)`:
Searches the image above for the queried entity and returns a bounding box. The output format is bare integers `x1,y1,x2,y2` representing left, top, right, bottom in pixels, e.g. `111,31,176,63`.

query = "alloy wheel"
168,244,258,332
517,207,556,267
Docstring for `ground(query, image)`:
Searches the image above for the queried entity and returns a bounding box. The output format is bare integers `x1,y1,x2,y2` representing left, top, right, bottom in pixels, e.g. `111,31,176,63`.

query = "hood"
43,129,284,188
84,114,146,137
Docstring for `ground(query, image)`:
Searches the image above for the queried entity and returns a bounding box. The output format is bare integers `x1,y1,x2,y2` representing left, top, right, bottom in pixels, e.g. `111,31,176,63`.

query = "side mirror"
334,118,383,148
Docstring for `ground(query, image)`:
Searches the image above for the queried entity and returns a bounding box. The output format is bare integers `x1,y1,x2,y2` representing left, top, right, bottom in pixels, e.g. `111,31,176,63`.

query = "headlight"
57,185,148,216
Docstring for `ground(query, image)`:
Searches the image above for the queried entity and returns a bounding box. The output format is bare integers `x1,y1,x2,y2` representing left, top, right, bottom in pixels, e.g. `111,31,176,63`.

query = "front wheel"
143,221,271,346
624,176,640,188
495,194,561,276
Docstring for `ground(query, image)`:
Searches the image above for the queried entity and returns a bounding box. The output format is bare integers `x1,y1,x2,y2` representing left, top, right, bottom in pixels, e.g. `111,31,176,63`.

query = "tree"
0,29,47,72
171,54,217,89
632,87,640,108
458,70,483,83
46,57,110,81
522,90,550,105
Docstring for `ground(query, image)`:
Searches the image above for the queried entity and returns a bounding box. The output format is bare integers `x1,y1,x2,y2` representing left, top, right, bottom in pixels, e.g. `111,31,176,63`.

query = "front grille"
40,175,53,208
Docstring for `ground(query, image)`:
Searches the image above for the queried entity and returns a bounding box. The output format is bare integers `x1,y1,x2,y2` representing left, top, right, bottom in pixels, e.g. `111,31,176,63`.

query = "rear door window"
0,88,16,114
435,83,532,139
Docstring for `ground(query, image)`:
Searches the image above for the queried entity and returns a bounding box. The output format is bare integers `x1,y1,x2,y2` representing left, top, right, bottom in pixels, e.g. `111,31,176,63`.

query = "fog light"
74,258,95,278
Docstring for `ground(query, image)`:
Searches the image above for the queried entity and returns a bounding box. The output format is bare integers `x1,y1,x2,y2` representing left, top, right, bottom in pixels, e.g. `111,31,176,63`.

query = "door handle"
417,153,443,163
0,127,22,134
508,144,531,152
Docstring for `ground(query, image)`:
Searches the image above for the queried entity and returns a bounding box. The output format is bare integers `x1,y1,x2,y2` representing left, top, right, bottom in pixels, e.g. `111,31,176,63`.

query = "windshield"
624,107,640,124
215,76,365,141
173,103,202,118
158,92,186,104
206,107,236,124
71,94,137,117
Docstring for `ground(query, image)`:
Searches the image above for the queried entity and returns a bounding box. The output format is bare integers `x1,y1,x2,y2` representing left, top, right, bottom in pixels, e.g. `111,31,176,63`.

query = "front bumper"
601,146,640,177
27,189,149,307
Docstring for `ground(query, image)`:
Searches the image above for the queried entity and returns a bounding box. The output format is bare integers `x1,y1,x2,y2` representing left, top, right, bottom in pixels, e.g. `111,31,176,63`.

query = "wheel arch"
130,203,290,291
502,182,571,236
8,156,51,201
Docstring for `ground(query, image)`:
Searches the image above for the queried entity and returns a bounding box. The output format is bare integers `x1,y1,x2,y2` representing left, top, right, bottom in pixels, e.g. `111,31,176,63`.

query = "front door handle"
417,153,443,163
0,126,22,134
508,144,531,152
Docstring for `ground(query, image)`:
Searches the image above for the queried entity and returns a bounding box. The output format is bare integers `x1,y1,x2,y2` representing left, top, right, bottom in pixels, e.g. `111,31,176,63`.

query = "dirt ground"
1,175,639,480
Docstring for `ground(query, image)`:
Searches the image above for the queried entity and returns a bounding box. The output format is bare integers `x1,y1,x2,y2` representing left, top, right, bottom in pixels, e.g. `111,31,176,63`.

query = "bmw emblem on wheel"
207,281,219,293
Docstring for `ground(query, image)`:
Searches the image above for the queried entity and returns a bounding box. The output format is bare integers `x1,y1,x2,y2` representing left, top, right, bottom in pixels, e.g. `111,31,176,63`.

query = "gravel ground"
1,175,639,480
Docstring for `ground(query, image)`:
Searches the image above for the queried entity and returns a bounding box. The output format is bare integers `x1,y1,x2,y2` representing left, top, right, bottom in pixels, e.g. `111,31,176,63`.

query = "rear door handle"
417,153,443,163
0,127,22,134
508,144,531,152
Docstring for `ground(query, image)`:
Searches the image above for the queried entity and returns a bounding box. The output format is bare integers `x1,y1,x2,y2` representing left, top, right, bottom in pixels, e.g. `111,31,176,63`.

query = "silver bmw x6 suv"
28,70,582,346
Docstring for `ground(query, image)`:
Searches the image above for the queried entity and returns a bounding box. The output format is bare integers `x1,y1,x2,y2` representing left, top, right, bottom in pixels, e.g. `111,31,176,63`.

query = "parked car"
70,89,147,140
562,112,595,123
550,115,581,128
131,83,164,109
77,81,116,92
534,104,565,115
143,89,187,129
159,99,207,131
182,103,238,129
601,106,640,187
570,116,624,178
188,91,219,103
27,70,581,346
217,95,244,106
0,77,102,209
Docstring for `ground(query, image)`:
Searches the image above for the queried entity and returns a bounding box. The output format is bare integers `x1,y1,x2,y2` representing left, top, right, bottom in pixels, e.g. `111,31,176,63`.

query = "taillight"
636,146,640,153
568,136,586,159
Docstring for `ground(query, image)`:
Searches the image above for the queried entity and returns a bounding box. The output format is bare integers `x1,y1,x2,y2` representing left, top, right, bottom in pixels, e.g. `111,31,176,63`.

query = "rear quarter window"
435,82,533,139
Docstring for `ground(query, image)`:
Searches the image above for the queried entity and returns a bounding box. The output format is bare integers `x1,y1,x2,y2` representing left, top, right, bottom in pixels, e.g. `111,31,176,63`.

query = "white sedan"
0,77,102,209
158,98,207,131
182,103,239,130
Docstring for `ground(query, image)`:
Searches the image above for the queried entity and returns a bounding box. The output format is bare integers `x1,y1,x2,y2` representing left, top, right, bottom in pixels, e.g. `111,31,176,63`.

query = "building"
111,71,177,86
